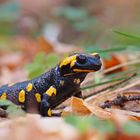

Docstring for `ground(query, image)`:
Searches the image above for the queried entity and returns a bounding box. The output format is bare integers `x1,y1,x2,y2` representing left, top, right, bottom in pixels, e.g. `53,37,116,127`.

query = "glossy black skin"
49,67,87,108
0,53,102,116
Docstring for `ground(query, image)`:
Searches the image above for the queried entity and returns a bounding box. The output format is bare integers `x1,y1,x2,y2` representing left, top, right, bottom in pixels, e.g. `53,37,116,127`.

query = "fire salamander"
0,53,102,117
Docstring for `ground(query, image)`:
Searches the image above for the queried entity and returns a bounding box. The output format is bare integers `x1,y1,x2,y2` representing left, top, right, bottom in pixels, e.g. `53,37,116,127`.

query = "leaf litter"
0,36,140,139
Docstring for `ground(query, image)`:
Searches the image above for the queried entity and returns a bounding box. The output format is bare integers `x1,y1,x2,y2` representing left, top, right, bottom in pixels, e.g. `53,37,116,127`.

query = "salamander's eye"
77,55,87,64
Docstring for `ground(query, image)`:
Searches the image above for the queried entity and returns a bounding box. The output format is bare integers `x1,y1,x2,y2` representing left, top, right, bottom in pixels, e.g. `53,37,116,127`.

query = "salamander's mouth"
73,65,101,72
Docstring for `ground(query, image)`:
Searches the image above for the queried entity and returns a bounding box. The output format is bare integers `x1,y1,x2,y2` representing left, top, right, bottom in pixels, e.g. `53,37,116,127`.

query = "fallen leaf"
71,97,92,115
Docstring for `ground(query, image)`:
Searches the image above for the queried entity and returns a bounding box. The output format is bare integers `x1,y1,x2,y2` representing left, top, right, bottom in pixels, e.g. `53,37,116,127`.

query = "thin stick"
83,73,137,99
102,59,140,74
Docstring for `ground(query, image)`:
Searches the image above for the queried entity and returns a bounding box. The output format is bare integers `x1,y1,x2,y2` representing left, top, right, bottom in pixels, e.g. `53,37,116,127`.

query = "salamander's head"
59,53,102,76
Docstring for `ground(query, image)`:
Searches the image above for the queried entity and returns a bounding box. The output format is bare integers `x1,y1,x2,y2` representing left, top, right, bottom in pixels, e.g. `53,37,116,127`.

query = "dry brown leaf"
71,96,112,119
63,95,112,119
88,105,112,119
71,97,92,116
103,54,128,74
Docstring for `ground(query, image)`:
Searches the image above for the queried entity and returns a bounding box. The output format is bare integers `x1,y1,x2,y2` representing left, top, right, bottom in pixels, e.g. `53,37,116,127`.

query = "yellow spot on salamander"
70,59,76,67
74,78,81,84
48,108,52,117
59,55,77,68
45,86,56,96
8,83,14,87
35,93,41,103
19,90,25,103
76,79,80,84
26,83,33,92
1,92,7,100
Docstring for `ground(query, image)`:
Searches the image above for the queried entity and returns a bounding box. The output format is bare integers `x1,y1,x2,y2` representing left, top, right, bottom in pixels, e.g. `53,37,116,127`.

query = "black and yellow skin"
0,53,102,117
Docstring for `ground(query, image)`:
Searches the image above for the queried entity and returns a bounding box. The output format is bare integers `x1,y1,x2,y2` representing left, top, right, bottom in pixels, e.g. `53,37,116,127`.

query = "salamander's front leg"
40,94,51,117
40,86,56,117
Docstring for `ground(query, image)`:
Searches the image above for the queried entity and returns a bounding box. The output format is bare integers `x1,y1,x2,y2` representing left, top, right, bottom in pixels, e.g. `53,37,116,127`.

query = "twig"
83,73,137,99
